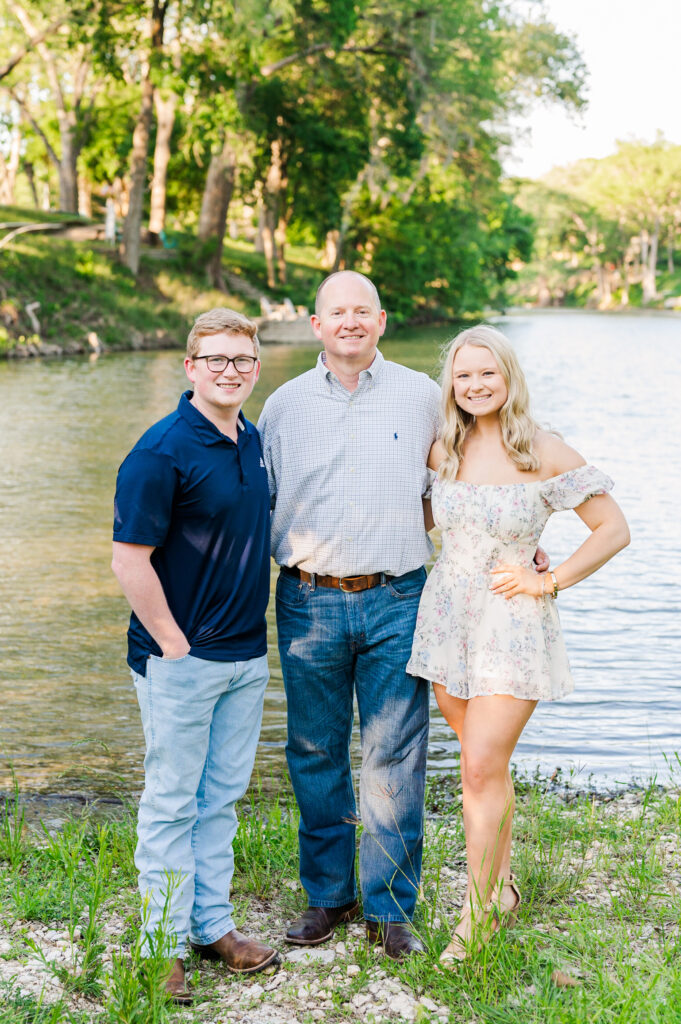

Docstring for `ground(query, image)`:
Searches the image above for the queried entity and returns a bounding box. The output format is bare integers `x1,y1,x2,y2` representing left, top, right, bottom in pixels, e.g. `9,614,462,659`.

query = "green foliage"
0,981,90,1024
0,0,593,319
0,772,26,869
512,139,681,308
105,877,181,1024
347,171,533,321
0,214,259,349
232,779,300,896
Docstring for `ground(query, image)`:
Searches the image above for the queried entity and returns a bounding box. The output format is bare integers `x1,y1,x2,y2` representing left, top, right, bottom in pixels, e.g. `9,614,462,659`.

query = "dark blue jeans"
276,568,429,924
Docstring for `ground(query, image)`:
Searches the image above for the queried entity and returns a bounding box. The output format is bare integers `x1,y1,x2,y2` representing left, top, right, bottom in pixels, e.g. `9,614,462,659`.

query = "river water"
1,311,679,797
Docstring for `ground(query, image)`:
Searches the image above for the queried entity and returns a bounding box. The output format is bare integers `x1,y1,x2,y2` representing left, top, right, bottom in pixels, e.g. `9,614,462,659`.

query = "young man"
257,272,441,959
112,308,277,1004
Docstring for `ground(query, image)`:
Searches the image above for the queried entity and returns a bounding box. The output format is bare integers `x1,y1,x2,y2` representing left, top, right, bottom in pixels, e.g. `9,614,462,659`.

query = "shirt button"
349,467,355,473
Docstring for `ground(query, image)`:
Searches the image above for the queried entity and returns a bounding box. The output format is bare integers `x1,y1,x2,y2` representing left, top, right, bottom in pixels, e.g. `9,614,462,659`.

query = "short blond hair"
186,308,260,359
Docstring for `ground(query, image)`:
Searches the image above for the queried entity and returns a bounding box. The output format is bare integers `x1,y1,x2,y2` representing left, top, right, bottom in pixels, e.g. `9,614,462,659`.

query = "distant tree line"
513,138,681,308
0,0,587,320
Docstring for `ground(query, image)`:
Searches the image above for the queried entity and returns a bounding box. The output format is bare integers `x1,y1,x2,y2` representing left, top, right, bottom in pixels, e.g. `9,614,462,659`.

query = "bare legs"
433,688,537,955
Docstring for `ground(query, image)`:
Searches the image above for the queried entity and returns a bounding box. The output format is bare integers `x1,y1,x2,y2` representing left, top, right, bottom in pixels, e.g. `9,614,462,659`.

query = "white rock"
347,964,361,976
419,997,438,1011
390,992,418,1020
335,941,346,955
265,973,286,990
287,948,336,965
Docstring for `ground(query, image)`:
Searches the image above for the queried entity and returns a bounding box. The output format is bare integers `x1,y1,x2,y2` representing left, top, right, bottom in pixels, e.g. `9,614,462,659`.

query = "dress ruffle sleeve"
539,465,614,512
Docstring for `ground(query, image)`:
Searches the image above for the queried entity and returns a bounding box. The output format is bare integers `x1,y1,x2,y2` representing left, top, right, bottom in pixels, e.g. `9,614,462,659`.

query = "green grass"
0,205,91,226
1,774,680,1022
0,204,327,356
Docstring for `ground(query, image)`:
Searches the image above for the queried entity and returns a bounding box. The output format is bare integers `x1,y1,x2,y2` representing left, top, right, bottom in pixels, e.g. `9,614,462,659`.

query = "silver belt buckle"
339,575,362,592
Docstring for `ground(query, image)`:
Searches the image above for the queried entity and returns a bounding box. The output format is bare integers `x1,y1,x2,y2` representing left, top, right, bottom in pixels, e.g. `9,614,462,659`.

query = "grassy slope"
0,207,324,356
1,773,680,1023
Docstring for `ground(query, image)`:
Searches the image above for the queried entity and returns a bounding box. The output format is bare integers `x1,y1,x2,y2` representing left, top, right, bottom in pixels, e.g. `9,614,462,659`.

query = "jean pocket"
386,569,426,600
148,652,192,665
276,572,312,606
146,652,195,685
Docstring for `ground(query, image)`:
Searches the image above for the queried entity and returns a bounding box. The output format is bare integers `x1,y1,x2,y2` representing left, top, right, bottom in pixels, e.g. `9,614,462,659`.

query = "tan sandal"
497,873,522,927
439,902,498,967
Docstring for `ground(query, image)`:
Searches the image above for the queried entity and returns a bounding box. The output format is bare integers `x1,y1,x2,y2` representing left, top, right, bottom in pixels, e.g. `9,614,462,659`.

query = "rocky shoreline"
2,782,679,1022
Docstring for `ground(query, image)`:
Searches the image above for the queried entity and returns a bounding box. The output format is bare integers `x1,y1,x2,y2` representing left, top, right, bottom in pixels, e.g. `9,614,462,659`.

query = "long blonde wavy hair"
438,325,542,482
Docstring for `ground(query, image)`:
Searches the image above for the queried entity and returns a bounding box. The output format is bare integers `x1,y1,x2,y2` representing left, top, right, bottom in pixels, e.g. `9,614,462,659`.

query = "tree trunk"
322,229,340,270
77,175,91,217
262,139,287,289
120,1,167,275
254,199,265,253
667,228,675,274
121,71,154,274
262,217,276,289
148,89,177,242
198,137,236,289
641,223,659,303
275,212,287,285
23,161,39,207
0,126,21,204
56,115,78,211
595,262,612,308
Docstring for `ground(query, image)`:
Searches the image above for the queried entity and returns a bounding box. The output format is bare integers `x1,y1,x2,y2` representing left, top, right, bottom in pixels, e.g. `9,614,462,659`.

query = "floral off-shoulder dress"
406,465,613,701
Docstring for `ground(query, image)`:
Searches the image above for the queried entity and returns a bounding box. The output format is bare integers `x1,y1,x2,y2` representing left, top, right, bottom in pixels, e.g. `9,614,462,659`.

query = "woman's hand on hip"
490,563,545,599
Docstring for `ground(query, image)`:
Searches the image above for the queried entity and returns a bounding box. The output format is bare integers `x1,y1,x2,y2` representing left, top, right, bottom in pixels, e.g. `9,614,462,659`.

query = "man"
112,308,277,1004
257,272,440,959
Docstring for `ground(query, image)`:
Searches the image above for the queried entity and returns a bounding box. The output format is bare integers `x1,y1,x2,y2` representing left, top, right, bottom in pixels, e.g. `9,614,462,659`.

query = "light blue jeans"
132,652,268,956
276,568,429,924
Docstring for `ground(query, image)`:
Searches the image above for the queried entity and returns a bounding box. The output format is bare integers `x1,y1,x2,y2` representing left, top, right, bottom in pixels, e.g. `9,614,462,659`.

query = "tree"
2,1,99,212
0,10,63,80
119,1,169,274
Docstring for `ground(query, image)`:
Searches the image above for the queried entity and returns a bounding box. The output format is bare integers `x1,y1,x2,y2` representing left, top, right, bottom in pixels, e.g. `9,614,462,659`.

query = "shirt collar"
178,390,248,446
316,347,385,385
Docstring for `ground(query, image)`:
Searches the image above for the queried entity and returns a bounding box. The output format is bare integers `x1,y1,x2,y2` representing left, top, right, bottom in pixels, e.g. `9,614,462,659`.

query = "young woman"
406,325,629,964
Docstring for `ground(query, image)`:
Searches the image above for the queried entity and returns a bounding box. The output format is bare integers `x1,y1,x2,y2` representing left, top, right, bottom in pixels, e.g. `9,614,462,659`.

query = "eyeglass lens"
204,356,256,372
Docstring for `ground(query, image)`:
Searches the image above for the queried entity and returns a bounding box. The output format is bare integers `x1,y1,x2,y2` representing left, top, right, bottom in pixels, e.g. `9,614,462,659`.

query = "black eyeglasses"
194,355,258,373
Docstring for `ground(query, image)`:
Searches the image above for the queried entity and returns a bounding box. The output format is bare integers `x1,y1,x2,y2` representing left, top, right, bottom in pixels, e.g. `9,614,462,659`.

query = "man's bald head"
314,271,382,317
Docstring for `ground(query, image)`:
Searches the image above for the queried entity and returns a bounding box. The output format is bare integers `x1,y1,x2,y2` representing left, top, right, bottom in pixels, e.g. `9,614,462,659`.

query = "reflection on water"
1,311,680,796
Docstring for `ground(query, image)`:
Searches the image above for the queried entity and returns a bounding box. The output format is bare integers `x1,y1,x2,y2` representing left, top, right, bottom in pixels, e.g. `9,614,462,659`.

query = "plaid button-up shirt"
257,348,441,577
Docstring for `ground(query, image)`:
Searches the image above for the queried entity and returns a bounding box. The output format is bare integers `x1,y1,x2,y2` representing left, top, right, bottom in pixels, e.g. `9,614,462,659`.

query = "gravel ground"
1,787,679,1022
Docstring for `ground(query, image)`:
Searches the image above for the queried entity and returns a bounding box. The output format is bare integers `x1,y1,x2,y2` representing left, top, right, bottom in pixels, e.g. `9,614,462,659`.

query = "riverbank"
2,773,679,1024
0,206,325,359
4,206,680,360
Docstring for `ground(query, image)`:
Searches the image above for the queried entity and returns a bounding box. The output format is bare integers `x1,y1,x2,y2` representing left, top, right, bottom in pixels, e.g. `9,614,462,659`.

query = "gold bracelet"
549,571,559,599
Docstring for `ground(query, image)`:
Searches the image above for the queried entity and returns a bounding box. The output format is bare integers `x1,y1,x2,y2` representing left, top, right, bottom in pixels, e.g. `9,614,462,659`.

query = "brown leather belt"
281,565,391,593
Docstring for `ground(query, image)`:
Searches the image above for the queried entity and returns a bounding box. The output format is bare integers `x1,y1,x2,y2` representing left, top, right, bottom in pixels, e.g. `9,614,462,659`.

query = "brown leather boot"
189,930,278,974
165,957,192,1004
286,901,361,945
366,921,425,960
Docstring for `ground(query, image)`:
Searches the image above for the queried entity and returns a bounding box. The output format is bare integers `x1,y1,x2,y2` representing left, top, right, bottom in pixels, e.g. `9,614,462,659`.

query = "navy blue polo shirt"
113,391,270,675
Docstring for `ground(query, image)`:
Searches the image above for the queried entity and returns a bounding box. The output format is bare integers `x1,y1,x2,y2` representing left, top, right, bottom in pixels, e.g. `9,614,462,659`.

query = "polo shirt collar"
178,390,247,445
316,347,385,385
